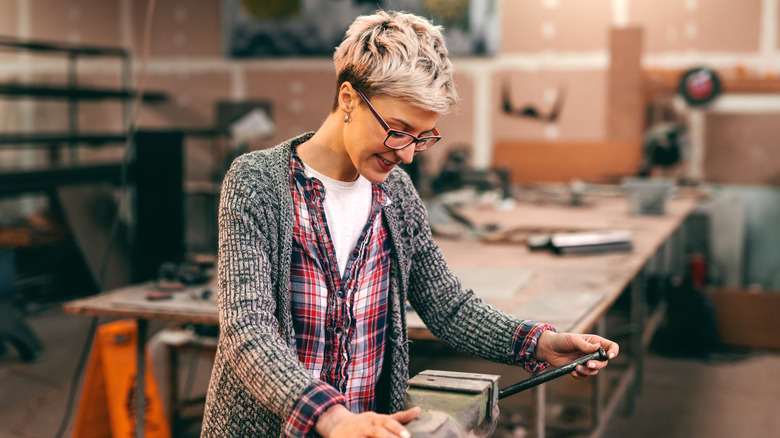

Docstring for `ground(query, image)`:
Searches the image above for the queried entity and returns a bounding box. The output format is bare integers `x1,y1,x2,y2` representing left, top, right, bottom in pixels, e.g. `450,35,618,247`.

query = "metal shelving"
0,163,124,196
0,35,166,194
0,36,127,57
0,132,128,147
0,83,166,101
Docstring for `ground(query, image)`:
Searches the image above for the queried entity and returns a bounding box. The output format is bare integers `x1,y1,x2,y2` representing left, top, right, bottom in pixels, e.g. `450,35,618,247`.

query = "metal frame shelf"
0,83,166,101
0,35,165,192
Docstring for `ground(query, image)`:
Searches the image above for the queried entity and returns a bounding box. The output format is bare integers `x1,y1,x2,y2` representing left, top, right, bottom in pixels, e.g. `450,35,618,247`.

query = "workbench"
64,191,699,438
409,192,698,437
413,193,695,335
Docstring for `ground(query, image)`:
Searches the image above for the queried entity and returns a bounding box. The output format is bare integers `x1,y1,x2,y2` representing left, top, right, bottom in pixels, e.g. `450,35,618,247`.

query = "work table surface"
408,194,698,338
64,193,700,338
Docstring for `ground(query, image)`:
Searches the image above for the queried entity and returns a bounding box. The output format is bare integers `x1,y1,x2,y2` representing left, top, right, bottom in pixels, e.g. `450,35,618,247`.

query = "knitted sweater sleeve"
393,171,551,366
216,155,321,421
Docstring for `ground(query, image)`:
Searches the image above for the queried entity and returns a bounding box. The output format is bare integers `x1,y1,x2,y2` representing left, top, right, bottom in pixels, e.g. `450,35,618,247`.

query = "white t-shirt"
302,163,373,277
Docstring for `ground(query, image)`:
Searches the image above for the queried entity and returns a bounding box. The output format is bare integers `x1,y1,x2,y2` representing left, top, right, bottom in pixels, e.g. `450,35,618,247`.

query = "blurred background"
0,1,779,437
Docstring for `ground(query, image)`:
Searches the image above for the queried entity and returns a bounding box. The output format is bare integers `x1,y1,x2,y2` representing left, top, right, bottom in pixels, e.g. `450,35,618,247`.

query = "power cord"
52,1,158,436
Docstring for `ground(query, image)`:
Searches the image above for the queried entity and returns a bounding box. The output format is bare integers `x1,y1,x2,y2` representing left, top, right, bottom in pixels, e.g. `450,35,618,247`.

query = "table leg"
168,340,180,436
136,319,148,438
531,383,546,438
628,273,645,413
591,317,605,428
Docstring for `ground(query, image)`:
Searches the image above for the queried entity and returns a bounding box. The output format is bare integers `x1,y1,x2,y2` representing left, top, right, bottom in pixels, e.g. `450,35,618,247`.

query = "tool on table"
527,230,633,255
404,348,608,437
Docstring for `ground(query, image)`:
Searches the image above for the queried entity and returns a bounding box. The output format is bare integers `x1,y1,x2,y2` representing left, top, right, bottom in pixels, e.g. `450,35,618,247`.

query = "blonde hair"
332,10,458,114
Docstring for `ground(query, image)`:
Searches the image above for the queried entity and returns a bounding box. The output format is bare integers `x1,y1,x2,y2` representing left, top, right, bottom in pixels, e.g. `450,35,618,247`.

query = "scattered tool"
404,348,609,437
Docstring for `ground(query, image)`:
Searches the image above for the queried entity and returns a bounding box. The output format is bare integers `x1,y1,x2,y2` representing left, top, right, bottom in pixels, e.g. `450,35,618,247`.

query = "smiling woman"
201,10,618,438
295,10,456,184
356,89,442,151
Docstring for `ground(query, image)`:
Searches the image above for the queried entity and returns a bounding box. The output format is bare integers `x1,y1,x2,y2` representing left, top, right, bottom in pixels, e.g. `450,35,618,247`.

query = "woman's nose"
395,144,416,164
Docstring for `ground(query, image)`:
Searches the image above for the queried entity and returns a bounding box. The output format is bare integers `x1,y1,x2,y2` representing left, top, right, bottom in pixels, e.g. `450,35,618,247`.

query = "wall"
1,1,779,171
1,0,779,280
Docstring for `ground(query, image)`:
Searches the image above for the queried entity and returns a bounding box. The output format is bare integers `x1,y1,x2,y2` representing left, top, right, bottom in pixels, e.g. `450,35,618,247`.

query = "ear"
337,82,357,114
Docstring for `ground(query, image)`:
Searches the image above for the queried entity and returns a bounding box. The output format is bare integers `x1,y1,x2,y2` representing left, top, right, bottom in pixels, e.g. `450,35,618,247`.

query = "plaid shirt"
284,152,392,436
282,150,555,437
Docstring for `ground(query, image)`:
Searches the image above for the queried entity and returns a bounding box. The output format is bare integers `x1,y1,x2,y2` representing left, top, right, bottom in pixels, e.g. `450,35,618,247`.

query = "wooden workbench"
408,194,698,337
65,194,696,330
64,191,699,438
416,193,698,438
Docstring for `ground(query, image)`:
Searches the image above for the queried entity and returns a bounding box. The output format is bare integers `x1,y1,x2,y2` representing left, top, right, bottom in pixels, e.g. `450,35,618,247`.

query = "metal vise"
404,370,500,437
404,348,609,437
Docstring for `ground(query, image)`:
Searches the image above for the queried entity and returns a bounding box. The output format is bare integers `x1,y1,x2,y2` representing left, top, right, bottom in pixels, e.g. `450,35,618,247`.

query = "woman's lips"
376,154,397,171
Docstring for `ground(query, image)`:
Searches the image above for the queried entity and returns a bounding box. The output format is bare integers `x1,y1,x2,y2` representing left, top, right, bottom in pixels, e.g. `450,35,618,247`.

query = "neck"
297,113,358,181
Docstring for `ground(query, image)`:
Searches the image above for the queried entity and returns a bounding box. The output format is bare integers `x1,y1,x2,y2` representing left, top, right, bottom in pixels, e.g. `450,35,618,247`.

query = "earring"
344,114,351,123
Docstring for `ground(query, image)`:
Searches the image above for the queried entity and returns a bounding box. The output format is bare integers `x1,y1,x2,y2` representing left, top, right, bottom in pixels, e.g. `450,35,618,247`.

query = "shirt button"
334,326,343,334
338,290,345,298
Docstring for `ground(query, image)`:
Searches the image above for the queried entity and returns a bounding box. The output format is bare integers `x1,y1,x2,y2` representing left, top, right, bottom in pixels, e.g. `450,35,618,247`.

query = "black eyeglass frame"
356,89,441,152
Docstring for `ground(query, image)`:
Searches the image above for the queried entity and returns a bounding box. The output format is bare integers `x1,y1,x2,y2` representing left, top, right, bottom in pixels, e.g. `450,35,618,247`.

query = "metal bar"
168,342,180,436
0,133,127,145
533,384,546,438
643,300,668,349
0,36,127,57
674,224,687,278
135,319,148,438
628,273,645,414
68,51,79,164
498,348,608,399
592,317,606,428
121,51,132,137
660,238,670,277
587,363,636,438
0,84,166,101
0,163,123,196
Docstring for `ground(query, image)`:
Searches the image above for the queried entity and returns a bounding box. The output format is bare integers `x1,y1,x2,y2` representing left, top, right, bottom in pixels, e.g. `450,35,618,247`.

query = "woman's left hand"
533,331,619,379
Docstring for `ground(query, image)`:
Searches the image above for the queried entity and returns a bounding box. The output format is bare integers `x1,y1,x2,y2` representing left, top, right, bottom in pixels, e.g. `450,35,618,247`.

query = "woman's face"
343,92,440,184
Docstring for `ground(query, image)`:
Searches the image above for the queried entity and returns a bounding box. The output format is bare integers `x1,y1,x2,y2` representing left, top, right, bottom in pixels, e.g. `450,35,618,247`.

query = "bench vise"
404,348,608,437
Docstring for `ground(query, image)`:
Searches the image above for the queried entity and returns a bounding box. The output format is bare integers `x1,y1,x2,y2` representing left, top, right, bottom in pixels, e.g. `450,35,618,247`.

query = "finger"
390,406,421,424
576,364,599,377
371,416,410,438
587,335,619,359
365,423,398,438
573,335,602,353
585,359,608,371
570,367,597,380
606,343,619,359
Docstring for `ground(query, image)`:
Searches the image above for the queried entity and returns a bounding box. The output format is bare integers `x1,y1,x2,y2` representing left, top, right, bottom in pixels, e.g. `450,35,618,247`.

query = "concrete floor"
2,306,779,438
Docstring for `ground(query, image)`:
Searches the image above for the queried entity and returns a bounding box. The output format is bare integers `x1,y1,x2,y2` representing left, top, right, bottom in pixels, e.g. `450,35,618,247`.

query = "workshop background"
1,0,779,437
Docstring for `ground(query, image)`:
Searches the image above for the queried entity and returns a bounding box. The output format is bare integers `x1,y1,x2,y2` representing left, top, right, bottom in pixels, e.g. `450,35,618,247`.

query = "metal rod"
67,51,79,164
136,319,148,438
592,318,606,428
498,347,608,400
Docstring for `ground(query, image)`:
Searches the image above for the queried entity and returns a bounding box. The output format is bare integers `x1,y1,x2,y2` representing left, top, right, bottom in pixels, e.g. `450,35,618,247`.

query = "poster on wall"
222,0,499,58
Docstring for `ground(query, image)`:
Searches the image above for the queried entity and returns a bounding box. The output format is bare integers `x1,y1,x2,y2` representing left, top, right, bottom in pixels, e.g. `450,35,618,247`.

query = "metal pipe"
498,347,608,400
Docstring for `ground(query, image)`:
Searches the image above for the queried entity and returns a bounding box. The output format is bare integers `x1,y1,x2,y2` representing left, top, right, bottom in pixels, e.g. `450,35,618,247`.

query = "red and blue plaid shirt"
283,150,554,437
284,151,392,436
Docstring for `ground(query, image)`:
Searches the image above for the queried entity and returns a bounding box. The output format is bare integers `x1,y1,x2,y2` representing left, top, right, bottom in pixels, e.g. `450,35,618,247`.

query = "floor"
2,305,779,438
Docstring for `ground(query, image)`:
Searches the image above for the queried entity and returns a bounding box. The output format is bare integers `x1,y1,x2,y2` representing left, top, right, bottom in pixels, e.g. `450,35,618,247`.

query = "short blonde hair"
333,10,458,114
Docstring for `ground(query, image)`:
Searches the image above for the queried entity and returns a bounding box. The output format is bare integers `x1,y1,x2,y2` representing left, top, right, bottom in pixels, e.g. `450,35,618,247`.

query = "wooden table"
412,194,697,333
64,281,216,438
412,193,699,437
64,192,699,438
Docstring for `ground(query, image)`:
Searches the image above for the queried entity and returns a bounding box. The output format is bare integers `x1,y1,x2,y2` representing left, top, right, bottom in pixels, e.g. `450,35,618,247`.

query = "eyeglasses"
356,89,441,151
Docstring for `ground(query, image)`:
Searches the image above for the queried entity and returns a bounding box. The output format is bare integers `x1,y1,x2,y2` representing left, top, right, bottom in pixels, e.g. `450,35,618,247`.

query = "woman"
201,10,618,438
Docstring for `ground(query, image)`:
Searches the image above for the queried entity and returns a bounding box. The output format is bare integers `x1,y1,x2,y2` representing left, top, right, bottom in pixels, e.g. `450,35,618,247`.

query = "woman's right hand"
315,404,420,437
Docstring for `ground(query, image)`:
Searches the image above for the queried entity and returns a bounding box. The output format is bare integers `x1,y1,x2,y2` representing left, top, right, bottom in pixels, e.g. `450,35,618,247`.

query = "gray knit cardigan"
201,133,538,437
